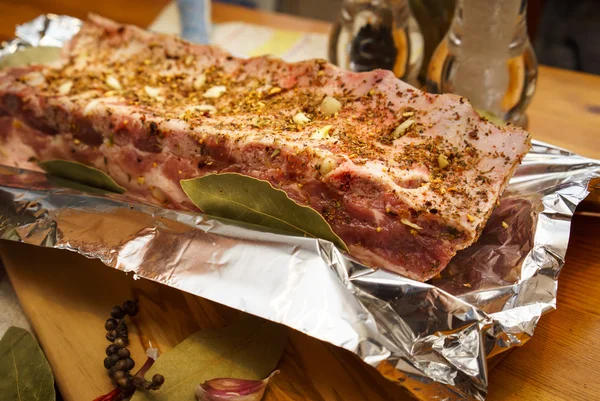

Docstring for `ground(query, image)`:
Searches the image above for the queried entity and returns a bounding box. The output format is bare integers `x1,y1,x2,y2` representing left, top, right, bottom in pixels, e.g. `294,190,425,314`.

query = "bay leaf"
0,46,61,69
131,315,287,401
39,160,126,194
0,326,56,401
181,173,348,251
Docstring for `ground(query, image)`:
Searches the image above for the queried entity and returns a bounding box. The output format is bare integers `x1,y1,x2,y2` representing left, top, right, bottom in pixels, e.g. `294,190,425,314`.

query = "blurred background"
219,0,600,76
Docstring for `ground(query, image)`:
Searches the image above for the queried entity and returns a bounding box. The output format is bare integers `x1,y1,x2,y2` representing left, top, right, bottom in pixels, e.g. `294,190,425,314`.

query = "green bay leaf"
0,326,56,401
181,173,348,251
0,47,61,69
131,315,287,401
39,160,126,194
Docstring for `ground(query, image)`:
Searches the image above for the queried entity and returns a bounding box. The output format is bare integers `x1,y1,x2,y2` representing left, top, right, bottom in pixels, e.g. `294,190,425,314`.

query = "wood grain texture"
527,66,600,160
0,1,599,400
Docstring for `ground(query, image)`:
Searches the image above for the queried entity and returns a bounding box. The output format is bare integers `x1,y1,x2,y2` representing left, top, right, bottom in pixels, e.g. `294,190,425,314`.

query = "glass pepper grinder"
426,0,538,127
329,0,423,86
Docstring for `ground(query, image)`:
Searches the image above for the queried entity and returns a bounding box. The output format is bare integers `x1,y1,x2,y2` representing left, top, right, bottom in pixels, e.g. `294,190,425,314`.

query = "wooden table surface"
1,2,600,401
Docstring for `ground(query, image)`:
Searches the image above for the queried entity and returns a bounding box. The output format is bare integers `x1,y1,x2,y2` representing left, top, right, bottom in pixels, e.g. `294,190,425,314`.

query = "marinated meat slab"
0,15,530,281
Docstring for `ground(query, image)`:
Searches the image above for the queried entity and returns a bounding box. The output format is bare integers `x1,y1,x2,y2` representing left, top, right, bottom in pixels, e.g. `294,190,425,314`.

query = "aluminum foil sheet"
1,15,599,401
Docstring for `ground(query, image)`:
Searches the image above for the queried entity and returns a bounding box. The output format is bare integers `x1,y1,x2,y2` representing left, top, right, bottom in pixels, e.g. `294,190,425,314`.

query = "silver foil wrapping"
1,15,599,400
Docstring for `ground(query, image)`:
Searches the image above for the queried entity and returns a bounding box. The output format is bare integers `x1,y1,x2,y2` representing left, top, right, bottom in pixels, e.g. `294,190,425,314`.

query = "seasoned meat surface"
0,15,531,281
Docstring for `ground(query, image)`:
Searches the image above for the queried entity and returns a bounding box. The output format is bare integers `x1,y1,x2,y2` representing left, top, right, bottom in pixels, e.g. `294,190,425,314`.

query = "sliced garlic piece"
184,55,195,66
83,99,103,116
203,85,226,98
57,80,73,95
319,96,342,116
179,104,217,119
438,153,449,169
401,218,422,230
310,125,333,140
193,73,206,90
150,187,167,203
24,72,45,87
144,86,161,98
392,119,415,138
293,112,311,126
320,157,337,175
105,75,122,91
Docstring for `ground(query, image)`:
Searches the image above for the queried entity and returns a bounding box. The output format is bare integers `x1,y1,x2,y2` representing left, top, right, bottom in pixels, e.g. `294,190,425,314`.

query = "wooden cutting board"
1,241,414,401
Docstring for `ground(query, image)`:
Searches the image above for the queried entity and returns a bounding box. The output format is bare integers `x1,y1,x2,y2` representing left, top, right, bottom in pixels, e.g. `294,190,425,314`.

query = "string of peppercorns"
103,300,164,396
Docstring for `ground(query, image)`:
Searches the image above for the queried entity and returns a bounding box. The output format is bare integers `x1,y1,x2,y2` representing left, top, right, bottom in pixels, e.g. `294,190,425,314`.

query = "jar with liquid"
328,0,423,85
426,0,537,127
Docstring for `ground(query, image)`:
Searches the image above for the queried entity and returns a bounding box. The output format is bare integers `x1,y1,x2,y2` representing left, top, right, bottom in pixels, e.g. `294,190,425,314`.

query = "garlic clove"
438,153,449,169
58,80,74,95
319,96,342,117
105,75,122,91
203,85,227,98
392,119,415,138
292,112,311,126
144,86,161,98
310,125,333,140
319,157,337,175
195,371,278,401
193,73,207,90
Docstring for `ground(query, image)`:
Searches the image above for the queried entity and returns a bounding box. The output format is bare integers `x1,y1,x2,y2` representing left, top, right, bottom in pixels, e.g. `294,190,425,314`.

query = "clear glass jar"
328,0,423,85
426,0,537,127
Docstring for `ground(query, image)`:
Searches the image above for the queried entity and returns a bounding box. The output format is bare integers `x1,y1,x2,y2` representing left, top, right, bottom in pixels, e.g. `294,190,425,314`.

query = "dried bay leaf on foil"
181,173,349,251
0,46,61,69
131,315,287,401
0,326,56,401
39,160,126,194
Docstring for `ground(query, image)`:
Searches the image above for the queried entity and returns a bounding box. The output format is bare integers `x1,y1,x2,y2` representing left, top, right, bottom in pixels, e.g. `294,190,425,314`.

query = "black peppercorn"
152,374,165,387
116,324,128,339
124,357,135,371
116,376,132,390
108,354,120,366
114,360,128,372
105,318,118,331
106,330,117,342
117,348,130,359
111,306,126,319
122,300,139,316
106,344,119,356
102,299,164,394
108,365,121,377
112,370,126,381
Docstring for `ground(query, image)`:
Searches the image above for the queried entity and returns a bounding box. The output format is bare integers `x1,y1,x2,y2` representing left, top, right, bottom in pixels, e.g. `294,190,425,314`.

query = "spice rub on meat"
0,15,531,281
